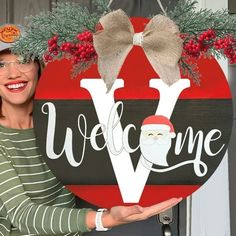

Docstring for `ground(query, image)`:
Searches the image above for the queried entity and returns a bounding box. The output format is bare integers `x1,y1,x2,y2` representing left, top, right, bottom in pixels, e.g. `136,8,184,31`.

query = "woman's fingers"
103,197,183,228
141,197,183,218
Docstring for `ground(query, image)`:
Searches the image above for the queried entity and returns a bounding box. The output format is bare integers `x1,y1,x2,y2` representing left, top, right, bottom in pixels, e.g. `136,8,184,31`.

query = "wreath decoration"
12,0,236,89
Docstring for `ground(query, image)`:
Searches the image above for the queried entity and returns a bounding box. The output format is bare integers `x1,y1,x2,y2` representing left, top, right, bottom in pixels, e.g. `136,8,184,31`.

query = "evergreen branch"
179,57,200,85
12,1,109,61
168,0,236,37
72,58,97,78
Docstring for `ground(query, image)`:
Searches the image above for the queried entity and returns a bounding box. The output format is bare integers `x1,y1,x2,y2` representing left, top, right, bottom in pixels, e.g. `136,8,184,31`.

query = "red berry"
48,39,54,47
51,43,58,49
53,36,58,41
44,54,53,61
44,54,50,61
199,35,204,41
48,47,54,53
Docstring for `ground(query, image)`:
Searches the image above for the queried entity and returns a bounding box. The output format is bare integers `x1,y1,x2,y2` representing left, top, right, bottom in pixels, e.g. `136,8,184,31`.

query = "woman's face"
0,51,39,107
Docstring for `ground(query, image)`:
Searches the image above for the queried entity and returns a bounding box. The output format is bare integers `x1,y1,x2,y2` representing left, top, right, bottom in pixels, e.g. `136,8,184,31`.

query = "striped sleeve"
0,154,91,235
0,216,11,236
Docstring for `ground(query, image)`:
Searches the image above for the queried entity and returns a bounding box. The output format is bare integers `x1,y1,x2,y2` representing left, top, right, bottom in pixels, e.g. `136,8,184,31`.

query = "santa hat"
141,115,176,138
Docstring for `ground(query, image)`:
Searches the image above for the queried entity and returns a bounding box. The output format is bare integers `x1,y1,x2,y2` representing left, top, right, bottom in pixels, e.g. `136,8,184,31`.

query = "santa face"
139,129,173,166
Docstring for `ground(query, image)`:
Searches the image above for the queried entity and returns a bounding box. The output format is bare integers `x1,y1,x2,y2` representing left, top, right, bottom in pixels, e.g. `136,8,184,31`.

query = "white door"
189,1,231,236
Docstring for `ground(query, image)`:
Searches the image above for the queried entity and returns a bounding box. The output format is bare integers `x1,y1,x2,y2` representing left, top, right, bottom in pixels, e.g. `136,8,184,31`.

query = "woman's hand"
103,197,182,228
86,197,182,229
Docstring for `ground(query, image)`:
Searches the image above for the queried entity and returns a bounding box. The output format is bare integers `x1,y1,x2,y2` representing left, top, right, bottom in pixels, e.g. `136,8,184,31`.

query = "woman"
0,24,182,236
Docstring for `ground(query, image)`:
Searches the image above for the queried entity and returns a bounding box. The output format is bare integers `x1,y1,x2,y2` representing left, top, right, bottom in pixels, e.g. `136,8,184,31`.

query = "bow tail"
144,50,181,86
155,64,181,86
97,46,133,92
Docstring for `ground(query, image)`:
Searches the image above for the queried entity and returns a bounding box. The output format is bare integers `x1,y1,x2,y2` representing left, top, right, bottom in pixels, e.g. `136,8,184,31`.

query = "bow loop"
93,10,183,92
144,14,180,34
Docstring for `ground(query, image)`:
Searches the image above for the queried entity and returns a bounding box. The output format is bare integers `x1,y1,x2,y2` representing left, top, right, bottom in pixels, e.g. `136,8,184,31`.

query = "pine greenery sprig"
179,57,200,85
11,0,109,61
92,0,111,13
168,0,236,37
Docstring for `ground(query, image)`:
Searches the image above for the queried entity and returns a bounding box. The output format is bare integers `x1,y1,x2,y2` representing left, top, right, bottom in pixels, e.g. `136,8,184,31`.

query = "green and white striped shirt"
0,125,91,236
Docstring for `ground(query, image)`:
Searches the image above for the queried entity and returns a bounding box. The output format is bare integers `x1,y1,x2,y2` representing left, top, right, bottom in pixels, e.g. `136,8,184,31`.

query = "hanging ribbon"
93,9,183,92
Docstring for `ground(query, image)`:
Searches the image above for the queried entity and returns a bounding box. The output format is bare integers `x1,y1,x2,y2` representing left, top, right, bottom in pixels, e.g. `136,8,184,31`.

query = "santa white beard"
139,134,172,167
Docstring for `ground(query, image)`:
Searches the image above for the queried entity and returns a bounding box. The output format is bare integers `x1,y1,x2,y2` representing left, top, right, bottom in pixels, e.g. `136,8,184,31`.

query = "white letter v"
81,78,190,203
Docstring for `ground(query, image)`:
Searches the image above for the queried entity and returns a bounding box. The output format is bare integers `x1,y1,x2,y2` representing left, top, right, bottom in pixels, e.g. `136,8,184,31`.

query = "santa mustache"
140,136,171,145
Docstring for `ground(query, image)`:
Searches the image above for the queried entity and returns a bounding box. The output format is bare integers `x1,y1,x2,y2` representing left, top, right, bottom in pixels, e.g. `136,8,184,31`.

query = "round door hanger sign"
34,17,233,208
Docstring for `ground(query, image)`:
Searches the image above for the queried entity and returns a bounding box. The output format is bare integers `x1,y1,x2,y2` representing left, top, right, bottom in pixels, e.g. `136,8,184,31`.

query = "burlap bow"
93,9,183,92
